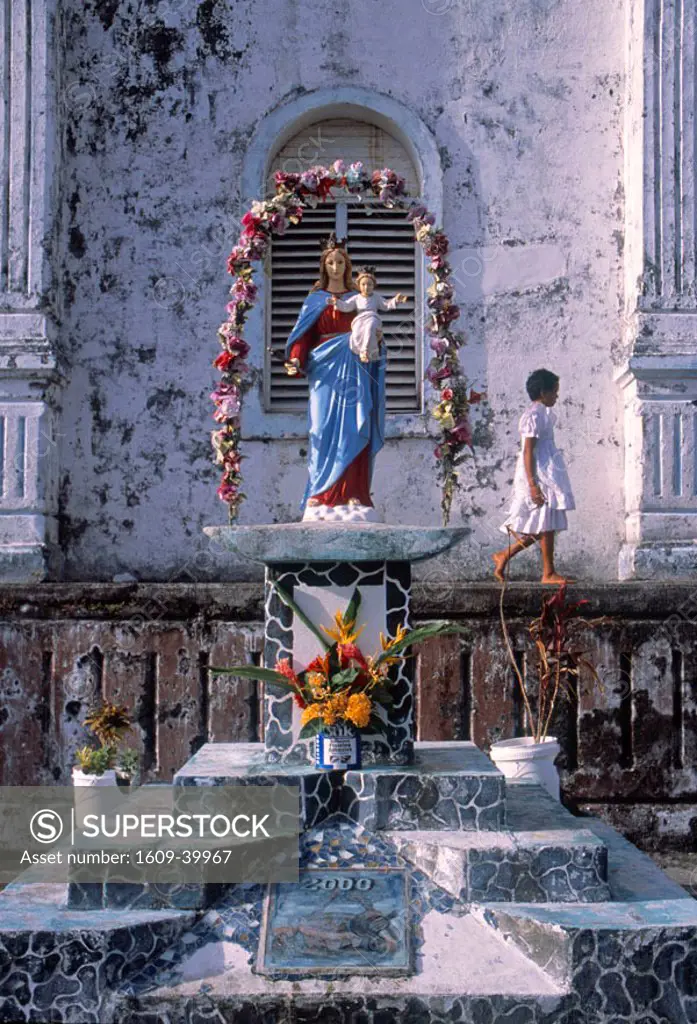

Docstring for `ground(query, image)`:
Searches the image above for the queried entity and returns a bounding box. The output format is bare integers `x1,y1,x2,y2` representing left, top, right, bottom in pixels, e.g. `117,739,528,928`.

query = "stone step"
387,782,610,903
175,741,507,833
0,882,194,1024
109,911,565,1024
174,742,342,830
471,816,697,1021
342,741,506,831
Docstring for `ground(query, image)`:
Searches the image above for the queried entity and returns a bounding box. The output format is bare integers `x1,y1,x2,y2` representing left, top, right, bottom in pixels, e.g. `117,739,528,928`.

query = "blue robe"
286,290,386,511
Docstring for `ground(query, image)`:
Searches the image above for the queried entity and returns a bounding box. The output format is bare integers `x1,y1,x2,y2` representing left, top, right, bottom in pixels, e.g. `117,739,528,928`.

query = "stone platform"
2,746,697,1022
204,523,470,565
174,741,506,832
105,800,697,1024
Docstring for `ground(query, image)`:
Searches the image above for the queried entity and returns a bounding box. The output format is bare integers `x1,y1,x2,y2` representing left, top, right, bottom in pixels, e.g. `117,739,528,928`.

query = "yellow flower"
322,692,350,727
301,703,323,727
378,624,409,666
345,693,372,729
307,672,329,699
321,608,366,646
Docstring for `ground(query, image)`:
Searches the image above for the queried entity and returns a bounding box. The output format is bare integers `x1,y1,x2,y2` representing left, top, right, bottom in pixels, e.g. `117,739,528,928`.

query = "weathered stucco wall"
56,0,625,581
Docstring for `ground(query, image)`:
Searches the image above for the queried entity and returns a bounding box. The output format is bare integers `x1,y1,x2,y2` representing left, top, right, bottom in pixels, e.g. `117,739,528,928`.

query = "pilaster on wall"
620,0,697,578
0,0,63,581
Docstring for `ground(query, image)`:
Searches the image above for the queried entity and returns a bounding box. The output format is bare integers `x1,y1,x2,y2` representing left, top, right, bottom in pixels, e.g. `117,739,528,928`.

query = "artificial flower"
301,703,323,727
345,692,372,729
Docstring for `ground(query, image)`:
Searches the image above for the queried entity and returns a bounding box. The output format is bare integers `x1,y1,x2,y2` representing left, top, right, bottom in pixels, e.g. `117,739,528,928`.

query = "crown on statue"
319,231,347,252
356,264,377,279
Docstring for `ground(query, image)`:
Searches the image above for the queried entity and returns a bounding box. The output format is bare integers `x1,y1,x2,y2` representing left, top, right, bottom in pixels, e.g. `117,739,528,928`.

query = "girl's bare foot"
540,572,576,585
492,552,507,582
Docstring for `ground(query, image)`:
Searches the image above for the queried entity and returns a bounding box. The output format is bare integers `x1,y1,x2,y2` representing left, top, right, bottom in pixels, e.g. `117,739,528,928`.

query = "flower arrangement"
499,584,607,744
74,701,136,780
214,160,482,526
211,583,466,738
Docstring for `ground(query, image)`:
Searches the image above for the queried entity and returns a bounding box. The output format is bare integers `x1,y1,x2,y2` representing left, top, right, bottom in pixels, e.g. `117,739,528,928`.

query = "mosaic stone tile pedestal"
205,524,470,768
3,526,697,1021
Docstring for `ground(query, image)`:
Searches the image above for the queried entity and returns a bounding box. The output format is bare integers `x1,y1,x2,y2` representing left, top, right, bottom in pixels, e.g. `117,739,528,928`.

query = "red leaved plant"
500,583,607,744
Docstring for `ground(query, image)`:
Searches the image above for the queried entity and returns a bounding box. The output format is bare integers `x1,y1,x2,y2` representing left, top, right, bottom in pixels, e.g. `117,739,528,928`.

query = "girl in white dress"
493,369,575,584
329,266,408,362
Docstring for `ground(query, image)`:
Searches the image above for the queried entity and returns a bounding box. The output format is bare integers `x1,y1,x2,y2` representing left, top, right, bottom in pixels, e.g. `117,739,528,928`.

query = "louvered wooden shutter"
266,119,421,414
266,205,337,411
346,202,419,412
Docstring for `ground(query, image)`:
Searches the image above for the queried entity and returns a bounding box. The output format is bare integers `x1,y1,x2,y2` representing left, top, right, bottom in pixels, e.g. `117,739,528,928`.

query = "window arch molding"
239,86,443,440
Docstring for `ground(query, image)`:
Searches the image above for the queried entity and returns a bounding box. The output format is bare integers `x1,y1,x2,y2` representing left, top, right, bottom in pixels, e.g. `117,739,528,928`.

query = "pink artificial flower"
440,304,460,324
227,246,251,274
430,338,449,356
223,451,242,473
286,203,304,223
210,381,239,401
230,279,258,302
424,233,449,257
274,171,300,190
217,480,239,503
270,212,288,236
332,159,346,176
448,420,473,445
441,387,454,401
299,170,319,192
434,445,443,460
407,204,429,222
427,365,453,384
212,395,241,421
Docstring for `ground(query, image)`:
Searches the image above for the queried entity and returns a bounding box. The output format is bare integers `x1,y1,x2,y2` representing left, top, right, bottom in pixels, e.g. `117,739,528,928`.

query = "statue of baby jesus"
328,266,408,363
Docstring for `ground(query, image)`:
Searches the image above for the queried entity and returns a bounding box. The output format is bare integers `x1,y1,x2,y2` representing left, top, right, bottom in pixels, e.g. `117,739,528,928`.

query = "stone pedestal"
205,523,469,768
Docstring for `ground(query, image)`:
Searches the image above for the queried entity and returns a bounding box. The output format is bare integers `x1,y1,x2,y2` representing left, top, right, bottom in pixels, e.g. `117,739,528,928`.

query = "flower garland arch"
212,161,482,526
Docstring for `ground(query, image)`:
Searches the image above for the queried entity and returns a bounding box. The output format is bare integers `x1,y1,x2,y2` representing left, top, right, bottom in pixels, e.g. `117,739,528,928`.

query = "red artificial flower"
214,350,237,372
338,643,369,670
469,389,487,404
441,387,454,401
275,657,301,685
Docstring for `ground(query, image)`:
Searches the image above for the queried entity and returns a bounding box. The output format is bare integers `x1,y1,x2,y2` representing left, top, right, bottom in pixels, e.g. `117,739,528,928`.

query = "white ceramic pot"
489,736,561,800
72,767,118,788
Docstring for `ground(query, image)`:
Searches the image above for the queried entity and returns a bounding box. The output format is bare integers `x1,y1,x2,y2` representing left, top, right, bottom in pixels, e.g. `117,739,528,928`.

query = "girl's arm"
523,437,545,506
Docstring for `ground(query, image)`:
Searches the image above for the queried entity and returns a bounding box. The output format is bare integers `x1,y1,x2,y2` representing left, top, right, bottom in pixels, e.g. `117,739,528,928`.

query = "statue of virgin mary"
284,235,386,522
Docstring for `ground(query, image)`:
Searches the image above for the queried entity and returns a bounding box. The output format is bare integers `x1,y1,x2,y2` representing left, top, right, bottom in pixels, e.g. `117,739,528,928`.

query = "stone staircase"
2,742,697,1023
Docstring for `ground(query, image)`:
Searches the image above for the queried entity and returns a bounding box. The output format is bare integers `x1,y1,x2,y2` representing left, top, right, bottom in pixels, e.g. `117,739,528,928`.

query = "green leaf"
330,667,360,688
374,622,468,665
208,664,298,691
299,718,323,740
343,587,362,628
271,580,331,650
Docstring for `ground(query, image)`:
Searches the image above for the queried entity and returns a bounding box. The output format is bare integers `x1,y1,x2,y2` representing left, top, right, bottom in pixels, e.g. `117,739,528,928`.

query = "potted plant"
491,584,605,799
116,748,141,789
212,583,467,770
72,701,133,788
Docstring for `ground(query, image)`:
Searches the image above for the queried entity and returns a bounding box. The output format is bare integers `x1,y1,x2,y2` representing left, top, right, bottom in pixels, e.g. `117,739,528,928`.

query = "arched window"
265,118,422,413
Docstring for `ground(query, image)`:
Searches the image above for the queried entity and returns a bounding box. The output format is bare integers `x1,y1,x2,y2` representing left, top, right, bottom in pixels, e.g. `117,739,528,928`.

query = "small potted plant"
72,701,133,788
490,584,606,799
116,748,141,789
212,584,467,770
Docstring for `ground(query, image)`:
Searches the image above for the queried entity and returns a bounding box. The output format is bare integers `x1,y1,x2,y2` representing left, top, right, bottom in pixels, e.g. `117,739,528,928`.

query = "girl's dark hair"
526,368,559,401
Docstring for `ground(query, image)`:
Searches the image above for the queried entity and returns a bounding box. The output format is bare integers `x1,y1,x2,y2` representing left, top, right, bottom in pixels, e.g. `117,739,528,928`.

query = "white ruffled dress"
501,403,575,536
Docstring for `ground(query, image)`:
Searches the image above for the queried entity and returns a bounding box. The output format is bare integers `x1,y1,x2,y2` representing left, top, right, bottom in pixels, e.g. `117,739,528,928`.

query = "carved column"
0,0,63,580
619,0,697,577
